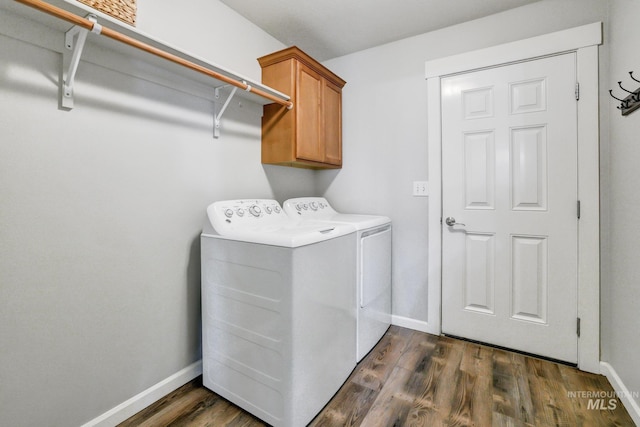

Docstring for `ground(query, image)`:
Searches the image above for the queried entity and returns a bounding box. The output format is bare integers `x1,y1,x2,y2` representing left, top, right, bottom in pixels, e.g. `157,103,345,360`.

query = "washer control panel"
207,199,286,235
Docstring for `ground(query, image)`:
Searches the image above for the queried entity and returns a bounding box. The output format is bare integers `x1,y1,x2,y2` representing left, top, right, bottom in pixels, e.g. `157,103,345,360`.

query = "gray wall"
321,0,610,327
602,0,640,410
0,0,314,425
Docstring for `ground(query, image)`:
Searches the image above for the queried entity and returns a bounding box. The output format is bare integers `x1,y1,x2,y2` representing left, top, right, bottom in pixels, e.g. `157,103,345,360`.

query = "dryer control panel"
282,197,337,218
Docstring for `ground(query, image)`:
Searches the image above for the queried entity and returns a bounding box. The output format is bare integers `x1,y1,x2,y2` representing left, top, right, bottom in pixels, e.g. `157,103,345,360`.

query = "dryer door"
360,225,392,308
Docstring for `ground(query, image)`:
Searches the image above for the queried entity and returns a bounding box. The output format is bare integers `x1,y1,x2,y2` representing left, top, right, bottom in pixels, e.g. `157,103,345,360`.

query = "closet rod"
15,0,294,109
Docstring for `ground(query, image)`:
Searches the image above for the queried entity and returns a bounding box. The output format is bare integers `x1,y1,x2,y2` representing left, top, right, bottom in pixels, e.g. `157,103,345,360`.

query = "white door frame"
425,22,602,373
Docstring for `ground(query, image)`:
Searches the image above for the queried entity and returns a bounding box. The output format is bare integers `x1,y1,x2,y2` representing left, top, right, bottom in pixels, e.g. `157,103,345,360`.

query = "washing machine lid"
203,199,355,247
283,197,391,230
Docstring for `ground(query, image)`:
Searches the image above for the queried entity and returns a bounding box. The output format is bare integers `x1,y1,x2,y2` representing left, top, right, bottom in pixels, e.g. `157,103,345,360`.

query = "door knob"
445,217,466,227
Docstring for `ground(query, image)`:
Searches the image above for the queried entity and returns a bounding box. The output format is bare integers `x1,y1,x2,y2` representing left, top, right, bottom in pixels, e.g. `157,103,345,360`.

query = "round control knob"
265,206,272,214
236,208,245,217
224,208,234,218
295,204,302,211
310,201,318,211
302,203,308,210
274,206,281,213
249,205,262,217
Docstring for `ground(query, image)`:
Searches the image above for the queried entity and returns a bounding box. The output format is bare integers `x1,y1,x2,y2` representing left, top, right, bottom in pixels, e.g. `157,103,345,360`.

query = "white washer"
201,199,356,427
283,197,391,362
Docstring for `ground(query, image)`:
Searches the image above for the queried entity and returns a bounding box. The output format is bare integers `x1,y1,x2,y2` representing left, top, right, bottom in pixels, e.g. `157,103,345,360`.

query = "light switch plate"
413,181,429,197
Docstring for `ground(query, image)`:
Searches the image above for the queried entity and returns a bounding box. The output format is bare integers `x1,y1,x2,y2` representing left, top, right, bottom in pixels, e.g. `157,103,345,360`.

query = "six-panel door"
441,53,579,363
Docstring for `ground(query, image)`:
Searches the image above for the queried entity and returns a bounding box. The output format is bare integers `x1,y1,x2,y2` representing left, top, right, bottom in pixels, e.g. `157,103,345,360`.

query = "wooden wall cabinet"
258,46,346,169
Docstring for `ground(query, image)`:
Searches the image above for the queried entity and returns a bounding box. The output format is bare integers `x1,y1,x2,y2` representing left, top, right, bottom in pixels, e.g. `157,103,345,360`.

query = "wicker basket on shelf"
77,0,137,26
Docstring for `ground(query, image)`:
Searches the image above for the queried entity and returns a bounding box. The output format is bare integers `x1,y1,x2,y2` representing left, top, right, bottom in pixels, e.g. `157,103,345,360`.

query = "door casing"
425,22,602,373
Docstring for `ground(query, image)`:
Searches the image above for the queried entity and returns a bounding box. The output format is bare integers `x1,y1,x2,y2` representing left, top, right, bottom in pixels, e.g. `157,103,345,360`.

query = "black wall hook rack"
609,71,640,116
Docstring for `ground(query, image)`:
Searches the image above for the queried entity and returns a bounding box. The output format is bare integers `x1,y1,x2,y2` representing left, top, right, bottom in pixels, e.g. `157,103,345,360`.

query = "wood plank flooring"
119,326,635,426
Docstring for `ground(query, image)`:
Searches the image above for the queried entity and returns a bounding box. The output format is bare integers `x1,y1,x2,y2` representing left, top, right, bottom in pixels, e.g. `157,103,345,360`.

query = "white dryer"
283,197,391,362
201,199,357,427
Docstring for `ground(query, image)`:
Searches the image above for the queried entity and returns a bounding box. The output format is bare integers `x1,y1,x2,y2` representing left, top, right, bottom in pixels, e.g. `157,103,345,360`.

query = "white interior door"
441,53,578,363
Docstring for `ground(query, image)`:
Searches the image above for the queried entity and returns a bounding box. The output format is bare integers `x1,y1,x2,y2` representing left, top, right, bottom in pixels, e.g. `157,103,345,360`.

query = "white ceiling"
220,0,542,61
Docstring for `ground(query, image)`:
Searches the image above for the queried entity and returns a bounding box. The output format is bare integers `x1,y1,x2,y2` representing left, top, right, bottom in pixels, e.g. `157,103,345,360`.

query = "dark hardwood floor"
119,326,635,426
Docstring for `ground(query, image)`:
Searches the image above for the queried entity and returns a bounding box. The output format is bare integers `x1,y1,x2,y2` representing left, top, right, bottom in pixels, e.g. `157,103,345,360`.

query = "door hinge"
577,317,581,337
577,200,581,219
575,82,580,101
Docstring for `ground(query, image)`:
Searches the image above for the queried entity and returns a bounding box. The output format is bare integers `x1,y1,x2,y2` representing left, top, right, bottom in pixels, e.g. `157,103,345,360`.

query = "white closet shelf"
3,0,292,124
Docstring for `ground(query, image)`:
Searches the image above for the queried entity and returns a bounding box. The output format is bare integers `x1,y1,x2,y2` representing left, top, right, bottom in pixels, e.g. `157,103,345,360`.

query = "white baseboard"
81,360,203,427
391,315,438,335
600,361,640,426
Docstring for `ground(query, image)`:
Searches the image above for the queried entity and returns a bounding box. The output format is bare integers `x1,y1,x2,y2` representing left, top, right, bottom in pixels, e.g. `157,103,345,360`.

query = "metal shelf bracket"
213,84,240,138
61,14,101,110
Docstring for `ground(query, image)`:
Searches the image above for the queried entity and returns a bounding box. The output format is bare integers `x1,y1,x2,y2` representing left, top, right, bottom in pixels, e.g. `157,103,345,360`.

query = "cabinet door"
323,80,342,166
296,63,323,162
